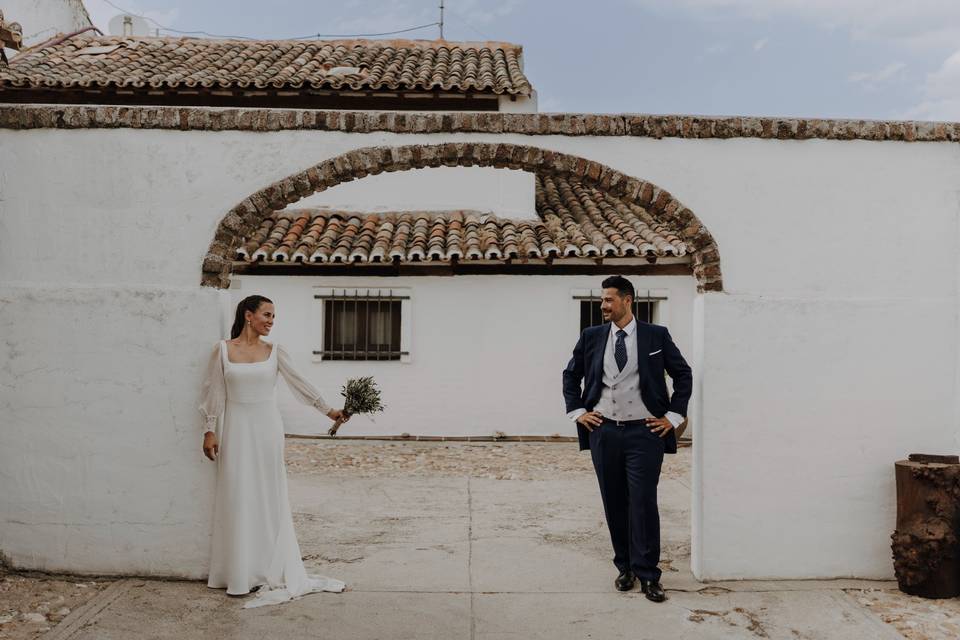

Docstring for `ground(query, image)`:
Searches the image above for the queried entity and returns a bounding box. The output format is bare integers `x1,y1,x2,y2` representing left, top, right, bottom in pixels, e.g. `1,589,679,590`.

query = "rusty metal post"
891,453,960,599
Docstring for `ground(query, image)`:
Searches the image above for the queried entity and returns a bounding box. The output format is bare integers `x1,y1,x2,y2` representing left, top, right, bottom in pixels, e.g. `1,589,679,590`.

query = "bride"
199,294,349,608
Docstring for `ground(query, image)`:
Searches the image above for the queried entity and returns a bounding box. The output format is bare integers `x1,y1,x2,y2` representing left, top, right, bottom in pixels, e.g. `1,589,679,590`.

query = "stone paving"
285,438,692,482
848,588,960,640
0,572,107,640
1,441,958,639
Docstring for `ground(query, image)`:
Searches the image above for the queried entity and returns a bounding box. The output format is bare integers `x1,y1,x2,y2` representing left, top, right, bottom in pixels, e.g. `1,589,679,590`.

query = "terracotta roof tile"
2,36,532,96
236,175,688,265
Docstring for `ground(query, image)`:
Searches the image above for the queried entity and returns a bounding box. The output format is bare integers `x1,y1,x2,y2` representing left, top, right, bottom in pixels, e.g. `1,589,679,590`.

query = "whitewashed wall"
498,91,538,113
3,0,91,48
230,274,695,438
2,125,958,582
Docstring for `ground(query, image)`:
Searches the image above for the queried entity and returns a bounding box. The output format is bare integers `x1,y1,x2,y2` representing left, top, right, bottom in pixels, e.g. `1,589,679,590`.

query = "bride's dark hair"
231,295,273,339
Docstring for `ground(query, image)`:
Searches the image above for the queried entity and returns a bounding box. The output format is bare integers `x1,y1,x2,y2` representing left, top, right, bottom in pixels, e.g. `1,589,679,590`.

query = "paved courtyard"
2,441,958,639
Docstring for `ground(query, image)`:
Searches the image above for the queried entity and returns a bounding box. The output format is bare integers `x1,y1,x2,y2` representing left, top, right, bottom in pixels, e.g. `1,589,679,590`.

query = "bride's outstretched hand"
326,408,350,423
203,432,219,461
326,409,351,436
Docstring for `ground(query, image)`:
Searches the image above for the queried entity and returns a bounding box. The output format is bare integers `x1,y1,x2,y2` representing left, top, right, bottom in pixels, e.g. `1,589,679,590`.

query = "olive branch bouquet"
328,377,385,436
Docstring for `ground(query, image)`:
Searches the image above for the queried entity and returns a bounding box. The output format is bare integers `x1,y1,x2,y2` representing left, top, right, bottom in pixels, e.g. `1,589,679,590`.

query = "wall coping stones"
1,105,958,142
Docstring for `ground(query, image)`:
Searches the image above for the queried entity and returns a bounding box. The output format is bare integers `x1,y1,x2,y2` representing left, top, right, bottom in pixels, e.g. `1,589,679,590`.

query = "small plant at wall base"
328,377,385,436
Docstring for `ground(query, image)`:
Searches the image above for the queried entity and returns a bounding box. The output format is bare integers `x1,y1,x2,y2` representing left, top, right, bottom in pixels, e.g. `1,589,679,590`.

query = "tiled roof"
1,36,531,95
236,175,687,264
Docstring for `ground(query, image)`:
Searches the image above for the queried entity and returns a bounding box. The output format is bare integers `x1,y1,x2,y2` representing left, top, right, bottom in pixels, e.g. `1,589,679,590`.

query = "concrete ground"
4,442,950,639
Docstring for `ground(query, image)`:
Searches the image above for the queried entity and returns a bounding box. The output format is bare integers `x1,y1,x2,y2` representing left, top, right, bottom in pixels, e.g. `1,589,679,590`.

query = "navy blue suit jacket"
562,321,692,454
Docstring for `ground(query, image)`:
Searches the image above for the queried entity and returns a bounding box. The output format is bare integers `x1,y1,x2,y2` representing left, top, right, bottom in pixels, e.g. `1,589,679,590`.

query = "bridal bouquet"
328,377,385,436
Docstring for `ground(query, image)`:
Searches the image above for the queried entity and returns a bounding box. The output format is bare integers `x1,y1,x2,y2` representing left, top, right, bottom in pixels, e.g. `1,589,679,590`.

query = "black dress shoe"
615,570,635,592
640,579,666,602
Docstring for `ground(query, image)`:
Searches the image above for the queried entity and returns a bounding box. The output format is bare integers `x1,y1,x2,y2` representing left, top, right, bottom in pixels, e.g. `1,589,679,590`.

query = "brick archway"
202,143,722,291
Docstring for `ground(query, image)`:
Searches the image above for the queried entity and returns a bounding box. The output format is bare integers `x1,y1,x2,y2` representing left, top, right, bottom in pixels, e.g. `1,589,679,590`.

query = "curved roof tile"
2,36,532,96
237,174,687,265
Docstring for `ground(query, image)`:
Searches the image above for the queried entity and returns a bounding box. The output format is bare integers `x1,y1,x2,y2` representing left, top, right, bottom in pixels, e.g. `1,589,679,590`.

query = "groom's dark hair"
601,275,635,302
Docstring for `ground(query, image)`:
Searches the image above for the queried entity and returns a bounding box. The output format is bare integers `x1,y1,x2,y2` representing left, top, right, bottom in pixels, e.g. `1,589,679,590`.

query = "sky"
80,0,960,121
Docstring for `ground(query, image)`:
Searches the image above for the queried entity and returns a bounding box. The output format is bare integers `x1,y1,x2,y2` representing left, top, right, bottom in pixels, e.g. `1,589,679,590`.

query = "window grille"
574,290,665,333
314,290,409,361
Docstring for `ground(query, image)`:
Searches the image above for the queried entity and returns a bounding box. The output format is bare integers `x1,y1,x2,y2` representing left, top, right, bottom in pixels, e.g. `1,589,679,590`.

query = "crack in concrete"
685,606,770,638
467,477,475,640
301,552,363,565
3,519,188,527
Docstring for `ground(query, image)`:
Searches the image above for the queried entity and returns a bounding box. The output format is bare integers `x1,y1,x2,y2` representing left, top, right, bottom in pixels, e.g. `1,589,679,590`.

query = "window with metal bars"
575,290,664,333
314,290,408,361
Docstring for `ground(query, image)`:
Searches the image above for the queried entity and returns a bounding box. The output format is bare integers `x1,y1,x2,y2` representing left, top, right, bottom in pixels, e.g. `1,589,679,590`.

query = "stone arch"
202,143,722,291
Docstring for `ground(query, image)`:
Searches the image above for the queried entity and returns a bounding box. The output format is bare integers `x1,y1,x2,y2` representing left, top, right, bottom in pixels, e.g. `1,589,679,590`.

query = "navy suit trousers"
589,418,665,581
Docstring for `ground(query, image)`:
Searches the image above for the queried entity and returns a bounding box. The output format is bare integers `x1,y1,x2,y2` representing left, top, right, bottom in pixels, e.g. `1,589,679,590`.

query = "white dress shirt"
567,318,683,428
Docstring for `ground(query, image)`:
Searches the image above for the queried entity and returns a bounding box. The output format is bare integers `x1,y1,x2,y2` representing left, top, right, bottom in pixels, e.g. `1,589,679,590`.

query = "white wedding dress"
199,340,345,608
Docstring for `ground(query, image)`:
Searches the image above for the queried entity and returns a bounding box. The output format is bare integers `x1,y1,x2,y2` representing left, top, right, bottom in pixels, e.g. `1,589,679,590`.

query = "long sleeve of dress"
277,344,332,415
199,342,225,435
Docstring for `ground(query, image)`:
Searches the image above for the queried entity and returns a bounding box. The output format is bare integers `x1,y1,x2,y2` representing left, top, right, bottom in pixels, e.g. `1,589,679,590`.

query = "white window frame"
312,287,413,364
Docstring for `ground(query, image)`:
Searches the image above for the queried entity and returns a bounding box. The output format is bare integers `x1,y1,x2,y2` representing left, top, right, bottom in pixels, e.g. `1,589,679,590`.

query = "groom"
562,276,692,603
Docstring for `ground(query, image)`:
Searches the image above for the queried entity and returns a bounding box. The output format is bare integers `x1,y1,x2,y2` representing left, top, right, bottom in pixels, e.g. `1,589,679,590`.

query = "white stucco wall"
498,92,538,113
2,123,959,582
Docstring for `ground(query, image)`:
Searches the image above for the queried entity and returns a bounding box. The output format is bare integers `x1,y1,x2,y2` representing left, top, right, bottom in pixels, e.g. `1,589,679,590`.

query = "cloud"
847,61,906,90
904,49,960,121
704,43,728,55
752,36,768,51
631,0,960,50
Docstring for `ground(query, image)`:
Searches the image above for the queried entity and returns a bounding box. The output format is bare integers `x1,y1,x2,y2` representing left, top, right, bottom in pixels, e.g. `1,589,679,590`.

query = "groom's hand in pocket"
577,411,604,432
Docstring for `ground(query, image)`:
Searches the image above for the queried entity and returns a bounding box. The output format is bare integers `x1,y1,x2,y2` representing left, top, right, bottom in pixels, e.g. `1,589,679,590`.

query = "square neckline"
222,340,275,365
